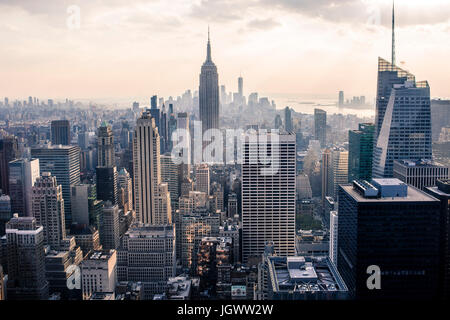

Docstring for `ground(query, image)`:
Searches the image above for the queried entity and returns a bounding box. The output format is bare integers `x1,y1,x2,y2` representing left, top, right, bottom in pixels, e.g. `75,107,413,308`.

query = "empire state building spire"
206,26,212,62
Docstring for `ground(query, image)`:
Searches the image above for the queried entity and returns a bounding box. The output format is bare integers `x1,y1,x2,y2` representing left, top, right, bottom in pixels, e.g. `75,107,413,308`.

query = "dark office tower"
372,61,432,177
51,120,71,146
31,145,81,226
284,107,293,133
6,215,49,300
160,104,168,154
0,193,11,236
321,149,333,206
151,95,158,109
0,264,4,300
425,180,450,299
338,179,441,300
96,167,118,205
97,122,115,167
0,136,20,195
96,122,118,205
348,123,375,182
32,173,66,249
314,109,327,148
150,107,161,133
199,29,220,135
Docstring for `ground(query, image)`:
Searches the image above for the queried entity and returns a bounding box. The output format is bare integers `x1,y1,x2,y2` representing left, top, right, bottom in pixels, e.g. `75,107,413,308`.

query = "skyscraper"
133,111,171,224
0,264,4,300
321,149,333,206
81,250,117,300
160,104,168,154
284,107,293,133
238,76,243,98
51,120,71,146
117,168,133,211
96,123,118,205
96,167,118,205
8,158,40,217
332,149,348,199
6,215,49,300
373,3,432,178
425,179,450,299
117,224,175,299
199,29,220,135
242,132,296,262
314,109,327,148
31,145,81,226
372,60,432,177
338,91,344,108
393,159,449,191
195,164,210,195
348,123,375,182
0,193,11,236
97,122,115,167
338,179,441,299
161,154,179,210
329,211,338,267
99,202,120,250
32,172,66,249
0,136,20,195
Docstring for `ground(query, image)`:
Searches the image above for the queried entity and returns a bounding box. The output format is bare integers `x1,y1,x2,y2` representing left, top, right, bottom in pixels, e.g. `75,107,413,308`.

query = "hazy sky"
1,0,449,102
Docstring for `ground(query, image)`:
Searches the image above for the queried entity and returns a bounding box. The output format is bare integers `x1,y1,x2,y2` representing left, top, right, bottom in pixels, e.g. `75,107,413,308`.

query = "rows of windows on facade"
1,11,450,302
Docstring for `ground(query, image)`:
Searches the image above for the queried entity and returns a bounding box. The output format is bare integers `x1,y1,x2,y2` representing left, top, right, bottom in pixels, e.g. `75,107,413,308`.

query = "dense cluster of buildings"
0,4,449,302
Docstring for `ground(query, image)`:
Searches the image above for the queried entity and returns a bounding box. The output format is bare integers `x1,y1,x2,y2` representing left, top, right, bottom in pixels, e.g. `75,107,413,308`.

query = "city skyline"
1,0,450,305
0,1,449,101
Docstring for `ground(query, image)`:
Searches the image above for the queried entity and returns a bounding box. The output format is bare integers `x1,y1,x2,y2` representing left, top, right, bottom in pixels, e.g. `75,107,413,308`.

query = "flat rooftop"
86,250,115,260
268,256,347,293
126,224,174,238
395,159,446,168
372,178,405,186
341,184,439,203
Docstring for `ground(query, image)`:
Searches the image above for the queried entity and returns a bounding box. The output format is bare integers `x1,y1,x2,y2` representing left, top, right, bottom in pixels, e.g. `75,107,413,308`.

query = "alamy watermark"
171,125,281,176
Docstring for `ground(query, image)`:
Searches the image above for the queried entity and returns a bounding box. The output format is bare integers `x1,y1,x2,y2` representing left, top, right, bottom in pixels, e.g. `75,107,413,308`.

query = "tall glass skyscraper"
348,123,375,182
199,30,219,135
314,109,327,148
372,59,432,178
31,145,81,226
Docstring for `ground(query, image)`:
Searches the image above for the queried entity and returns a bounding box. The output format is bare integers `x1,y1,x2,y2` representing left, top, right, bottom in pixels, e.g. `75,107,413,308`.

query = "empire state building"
199,30,220,135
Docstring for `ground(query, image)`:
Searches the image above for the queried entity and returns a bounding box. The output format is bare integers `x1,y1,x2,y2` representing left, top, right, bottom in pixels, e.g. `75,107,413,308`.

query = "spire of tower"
392,0,396,67
206,26,212,62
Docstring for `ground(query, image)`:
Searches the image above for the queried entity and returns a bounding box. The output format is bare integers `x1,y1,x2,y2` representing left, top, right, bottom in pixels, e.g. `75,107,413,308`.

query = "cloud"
255,0,450,27
247,18,281,30
189,0,255,22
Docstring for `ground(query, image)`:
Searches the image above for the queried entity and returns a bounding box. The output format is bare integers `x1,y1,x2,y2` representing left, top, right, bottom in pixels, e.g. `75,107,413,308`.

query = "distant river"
266,93,375,117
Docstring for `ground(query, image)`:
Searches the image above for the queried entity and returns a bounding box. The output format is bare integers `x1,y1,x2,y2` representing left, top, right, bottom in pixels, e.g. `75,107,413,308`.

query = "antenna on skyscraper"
392,0,396,67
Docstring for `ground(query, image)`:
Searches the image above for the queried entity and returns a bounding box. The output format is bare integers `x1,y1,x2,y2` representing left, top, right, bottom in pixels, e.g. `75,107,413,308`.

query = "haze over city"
1,0,450,308
1,0,450,103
